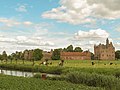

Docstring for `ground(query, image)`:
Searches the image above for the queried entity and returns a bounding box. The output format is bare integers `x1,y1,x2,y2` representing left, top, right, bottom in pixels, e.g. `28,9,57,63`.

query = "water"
0,69,60,77
0,69,34,77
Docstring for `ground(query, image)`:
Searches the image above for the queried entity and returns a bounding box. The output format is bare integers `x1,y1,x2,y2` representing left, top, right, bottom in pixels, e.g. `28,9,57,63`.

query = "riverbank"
0,63,64,74
0,74,104,90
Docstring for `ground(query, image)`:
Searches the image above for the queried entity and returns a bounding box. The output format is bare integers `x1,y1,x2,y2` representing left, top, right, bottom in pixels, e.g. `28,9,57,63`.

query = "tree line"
0,49,43,64
0,45,119,62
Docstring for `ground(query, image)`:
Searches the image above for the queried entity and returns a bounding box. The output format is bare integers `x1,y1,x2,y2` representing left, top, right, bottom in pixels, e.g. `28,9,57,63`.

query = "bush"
33,73,41,78
66,71,120,90
47,75,66,81
0,64,64,74
114,71,120,78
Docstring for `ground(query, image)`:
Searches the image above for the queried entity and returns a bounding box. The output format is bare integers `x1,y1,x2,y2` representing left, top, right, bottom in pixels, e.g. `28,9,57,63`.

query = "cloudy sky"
0,0,120,54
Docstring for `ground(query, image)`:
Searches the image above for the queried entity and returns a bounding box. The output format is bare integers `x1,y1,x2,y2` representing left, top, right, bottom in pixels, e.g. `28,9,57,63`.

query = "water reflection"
0,69,34,77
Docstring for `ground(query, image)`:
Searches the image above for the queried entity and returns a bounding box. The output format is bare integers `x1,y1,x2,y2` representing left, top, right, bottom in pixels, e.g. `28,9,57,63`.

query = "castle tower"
106,38,109,47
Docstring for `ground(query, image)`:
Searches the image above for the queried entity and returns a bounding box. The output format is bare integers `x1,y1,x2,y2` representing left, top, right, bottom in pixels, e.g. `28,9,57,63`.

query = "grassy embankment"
0,74,104,90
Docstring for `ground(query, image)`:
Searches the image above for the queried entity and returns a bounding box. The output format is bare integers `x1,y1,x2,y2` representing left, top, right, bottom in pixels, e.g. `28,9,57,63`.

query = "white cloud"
16,35,54,46
42,0,120,25
73,29,110,52
16,5,27,12
0,33,55,54
23,21,33,26
0,19,56,54
74,29,109,40
0,18,21,27
114,42,120,51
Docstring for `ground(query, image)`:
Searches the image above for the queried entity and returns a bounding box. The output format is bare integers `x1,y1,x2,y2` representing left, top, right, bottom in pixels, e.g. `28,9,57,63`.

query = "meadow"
1,59,120,68
0,60,120,90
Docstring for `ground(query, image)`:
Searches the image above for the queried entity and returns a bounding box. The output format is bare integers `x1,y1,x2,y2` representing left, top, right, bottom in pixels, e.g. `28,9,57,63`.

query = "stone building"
60,50,91,60
94,38,115,60
23,50,34,60
42,51,53,60
23,50,29,60
28,50,34,60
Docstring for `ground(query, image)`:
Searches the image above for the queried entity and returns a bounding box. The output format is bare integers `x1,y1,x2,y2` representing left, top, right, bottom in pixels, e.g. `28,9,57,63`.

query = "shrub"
33,73,41,78
0,64,64,74
66,71,120,90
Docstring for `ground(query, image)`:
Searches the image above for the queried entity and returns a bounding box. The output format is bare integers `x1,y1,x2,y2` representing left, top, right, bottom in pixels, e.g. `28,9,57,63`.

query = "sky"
0,0,120,54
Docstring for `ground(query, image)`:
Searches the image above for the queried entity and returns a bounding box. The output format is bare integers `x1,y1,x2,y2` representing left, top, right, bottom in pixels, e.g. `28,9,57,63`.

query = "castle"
94,38,115,60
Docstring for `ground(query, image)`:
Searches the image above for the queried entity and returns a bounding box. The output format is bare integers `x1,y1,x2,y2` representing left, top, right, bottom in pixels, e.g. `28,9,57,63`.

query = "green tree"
11,53,16,60
74,47,83,52
63,48,67,52
115,50,120,60
11,53,17,64
20,52,25,64
2,51,7,63
66,45,73,52
0,54,3,62
15,51,19,60
91,52,94,60
8,55,13,64
51,49,61,60
33,49,43,61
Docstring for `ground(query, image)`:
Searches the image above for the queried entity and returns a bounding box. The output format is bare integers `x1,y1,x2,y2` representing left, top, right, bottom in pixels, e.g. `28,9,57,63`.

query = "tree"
51,49,61,60
0,54,3,62
74,47,83,52
115,50,120,60
2,51,7,63
33,49,43,61
66,45,73,52
20,52,25,64
63,48,67,52
91,52,94,60
8,55,13,64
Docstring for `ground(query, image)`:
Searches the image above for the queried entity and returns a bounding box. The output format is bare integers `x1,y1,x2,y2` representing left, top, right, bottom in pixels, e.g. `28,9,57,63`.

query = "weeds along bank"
0,64,64,74
66,72,120,90
33,71,120,90
0,74,104,90
0,63,120,76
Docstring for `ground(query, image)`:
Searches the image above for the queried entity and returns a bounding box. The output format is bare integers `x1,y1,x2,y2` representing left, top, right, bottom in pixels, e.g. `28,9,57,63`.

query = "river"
0,69,60,77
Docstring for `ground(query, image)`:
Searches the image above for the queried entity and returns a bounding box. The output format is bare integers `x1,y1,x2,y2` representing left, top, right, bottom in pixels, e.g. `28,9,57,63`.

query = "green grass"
1,59,120,68
0,60,120,90
1,60,120,76
66,71,120,90
0,74,104,90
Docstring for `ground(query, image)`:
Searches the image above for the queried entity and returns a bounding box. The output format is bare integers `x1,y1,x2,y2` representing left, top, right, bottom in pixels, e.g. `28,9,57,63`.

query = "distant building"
42,50,53,60
23,50,34,60
28,50,34,60
94,38,115,60
23,50,29,60
60,51,91,60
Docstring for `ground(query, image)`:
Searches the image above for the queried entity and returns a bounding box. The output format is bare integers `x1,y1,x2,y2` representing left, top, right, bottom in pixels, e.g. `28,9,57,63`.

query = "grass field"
1,59,120,68
0,60,120,90
0,74,104,90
